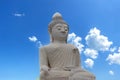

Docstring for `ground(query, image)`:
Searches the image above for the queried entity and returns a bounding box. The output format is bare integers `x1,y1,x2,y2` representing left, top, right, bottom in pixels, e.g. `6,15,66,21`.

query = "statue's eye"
64,27,68,31
57,27,61,30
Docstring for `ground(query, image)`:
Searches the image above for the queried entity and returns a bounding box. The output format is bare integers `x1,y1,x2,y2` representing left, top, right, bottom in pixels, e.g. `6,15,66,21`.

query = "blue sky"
0,0,120,80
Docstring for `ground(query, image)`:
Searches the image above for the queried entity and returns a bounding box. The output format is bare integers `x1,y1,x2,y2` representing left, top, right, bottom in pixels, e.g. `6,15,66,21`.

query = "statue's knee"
40,71,46,80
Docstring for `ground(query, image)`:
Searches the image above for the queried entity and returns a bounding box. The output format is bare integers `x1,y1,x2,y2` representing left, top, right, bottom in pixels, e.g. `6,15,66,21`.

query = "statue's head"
48,12,69,43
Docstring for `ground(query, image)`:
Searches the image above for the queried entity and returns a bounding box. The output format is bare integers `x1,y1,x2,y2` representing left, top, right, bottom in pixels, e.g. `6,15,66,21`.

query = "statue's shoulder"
67,43,77,48
67,43,79,51
40,43,54,50
40,44,57,54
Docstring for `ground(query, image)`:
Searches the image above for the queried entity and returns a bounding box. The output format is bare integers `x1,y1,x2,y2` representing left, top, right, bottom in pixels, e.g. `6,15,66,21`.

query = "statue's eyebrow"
56,25,62,28
64,26,68,29
53,25,61,29
63,24,68,27
55,24,68,29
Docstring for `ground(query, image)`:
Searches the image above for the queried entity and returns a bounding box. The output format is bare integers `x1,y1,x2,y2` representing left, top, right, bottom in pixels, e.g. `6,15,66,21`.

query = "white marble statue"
39,12,95,80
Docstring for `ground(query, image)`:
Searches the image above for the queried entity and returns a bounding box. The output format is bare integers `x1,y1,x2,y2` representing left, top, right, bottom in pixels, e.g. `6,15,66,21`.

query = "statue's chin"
59,35,67,38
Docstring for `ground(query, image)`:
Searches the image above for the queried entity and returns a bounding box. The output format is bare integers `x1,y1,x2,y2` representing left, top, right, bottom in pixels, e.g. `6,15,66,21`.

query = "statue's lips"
60,33,67,36
60,32,67,34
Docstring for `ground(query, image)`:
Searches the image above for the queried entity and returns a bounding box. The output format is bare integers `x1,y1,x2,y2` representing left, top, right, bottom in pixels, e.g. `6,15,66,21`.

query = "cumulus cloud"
106,52,120,65
28,36,38,42
118,47,120,53
85,27,113,51
109,70,114,75
84,58,94,68
110,47,117,52
36,41,43,48
13,13,25,17
28,36,43,48
68,33,84,53
84,48,98,59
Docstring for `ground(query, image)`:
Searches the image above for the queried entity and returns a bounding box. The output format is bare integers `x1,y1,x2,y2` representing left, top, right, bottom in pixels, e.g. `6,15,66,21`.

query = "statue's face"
51,23,68,40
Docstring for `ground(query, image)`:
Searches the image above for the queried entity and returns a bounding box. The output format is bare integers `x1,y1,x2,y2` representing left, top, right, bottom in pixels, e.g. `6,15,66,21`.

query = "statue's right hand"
41,65,50,72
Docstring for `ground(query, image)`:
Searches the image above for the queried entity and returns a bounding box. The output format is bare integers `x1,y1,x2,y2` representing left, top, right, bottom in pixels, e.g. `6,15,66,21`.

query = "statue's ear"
51,35,54,42
48,28,51,33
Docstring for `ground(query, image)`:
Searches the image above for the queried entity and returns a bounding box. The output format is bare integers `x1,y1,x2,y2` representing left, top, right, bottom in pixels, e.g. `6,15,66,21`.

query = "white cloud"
118,47,120,53
68,33,84,53
109,70,114,75
110,47,117,52
13,13,25,17
84,58,94,68
106,52,120,65
28,36,43,48
84,48,98,59
36,41,43,48
85,27,113,51
28,36,38,42
67,33,76,41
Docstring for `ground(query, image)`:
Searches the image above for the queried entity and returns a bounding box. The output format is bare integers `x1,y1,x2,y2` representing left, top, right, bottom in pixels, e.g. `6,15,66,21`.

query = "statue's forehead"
54,23,67,27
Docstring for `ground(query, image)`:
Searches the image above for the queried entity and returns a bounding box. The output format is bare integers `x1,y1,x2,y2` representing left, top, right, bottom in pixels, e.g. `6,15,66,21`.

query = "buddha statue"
39,12,95,80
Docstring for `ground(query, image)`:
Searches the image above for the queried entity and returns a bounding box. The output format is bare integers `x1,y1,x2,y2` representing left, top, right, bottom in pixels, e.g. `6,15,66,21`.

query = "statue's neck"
52,39,66,44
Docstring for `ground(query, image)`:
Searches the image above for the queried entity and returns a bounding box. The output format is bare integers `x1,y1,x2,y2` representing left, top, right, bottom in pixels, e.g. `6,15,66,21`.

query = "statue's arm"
76,48,81,67
39,47,49,72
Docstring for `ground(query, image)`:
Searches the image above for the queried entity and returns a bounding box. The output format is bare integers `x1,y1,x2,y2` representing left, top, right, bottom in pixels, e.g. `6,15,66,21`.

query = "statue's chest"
47,45,78,58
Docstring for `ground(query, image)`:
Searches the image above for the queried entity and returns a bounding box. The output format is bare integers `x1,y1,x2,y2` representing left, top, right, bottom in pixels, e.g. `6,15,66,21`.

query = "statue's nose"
61,29,66,33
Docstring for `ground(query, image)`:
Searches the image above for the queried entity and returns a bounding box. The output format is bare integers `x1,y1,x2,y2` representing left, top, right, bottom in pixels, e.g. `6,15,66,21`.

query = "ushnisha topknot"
48,12,68,33
52,12,63,20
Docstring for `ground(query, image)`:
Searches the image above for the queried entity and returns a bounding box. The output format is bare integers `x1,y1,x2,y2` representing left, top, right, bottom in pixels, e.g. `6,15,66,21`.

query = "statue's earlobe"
51,35,54,42
50,34,54,42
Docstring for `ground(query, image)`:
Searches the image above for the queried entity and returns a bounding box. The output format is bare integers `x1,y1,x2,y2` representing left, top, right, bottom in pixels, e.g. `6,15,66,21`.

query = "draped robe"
40,43,95,80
